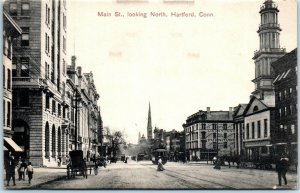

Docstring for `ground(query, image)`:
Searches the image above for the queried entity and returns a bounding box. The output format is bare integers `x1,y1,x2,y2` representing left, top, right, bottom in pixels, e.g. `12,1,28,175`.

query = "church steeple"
252,0,286,104
147,102,153,139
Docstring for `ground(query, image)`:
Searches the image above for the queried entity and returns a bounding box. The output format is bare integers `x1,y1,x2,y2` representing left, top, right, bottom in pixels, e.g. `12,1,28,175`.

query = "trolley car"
151,149,168,165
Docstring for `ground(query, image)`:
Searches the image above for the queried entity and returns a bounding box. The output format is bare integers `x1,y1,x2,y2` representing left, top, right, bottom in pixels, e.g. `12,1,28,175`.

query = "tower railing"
260,3,278,11
254,48,286,57
259,23,280,30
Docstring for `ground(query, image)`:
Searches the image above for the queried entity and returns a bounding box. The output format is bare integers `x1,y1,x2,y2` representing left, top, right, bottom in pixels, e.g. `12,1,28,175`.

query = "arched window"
253,106,259,112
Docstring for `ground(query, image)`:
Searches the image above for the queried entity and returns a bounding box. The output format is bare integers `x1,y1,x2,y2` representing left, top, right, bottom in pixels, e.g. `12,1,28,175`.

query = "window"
21,27,29,46
252,122,255,139
7,102,11,127
3,100,5,125
264,119,268,137
246,123,249,139
279,109,281,118
223,124,227,130
58,104,61,116
213,133,216,139
213,124,217,130
213,142,217,149
223,142,227,149
63,36,66,52
45,62,48,79
3,65,5,88
52,100,56,114
201,132,206,139
7,69,11,90
257,121,261,138
284,107,287,116
201,141,206,149
291,125,295,134
63,59,66,74
224,133,227,139
284,90,287,99
45,33,48,53
12,57,17,76
48,8,50,24
21,3,30,16
63,107,66,118
20,57,29,77
9,3,17,16
46,95,50,109
279,92,282,101
253,106,259,112
289,87,293,96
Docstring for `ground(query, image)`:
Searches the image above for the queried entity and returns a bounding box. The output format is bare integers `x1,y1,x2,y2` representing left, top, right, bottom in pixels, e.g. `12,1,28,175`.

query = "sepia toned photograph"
2,0,298,190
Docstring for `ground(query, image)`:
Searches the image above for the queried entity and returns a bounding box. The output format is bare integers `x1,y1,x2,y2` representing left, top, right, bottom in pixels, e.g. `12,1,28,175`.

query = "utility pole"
74,88,78,151
216,123,219,157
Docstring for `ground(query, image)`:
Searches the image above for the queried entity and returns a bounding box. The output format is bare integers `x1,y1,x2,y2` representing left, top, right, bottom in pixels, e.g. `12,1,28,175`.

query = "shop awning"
4,137,23,152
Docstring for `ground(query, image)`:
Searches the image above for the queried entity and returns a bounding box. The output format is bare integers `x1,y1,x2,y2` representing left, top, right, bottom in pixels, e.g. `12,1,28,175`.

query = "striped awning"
4,137,23,152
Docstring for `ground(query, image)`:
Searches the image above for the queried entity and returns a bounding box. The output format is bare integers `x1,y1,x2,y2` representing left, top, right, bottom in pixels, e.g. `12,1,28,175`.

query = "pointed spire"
147,102,153,139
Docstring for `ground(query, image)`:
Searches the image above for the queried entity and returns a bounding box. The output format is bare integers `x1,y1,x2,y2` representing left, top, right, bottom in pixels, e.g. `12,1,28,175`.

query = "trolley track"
140,163,236,189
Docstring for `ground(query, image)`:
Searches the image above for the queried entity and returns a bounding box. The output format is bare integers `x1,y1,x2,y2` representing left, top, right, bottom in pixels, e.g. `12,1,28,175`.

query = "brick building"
183,107,235,161
272,48,297,164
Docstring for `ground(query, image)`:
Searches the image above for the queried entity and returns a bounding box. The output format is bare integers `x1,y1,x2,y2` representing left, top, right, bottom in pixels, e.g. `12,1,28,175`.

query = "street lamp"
72,88,81,151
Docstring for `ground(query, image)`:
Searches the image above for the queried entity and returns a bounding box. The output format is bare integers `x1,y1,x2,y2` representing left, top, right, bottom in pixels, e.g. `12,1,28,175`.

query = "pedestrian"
276,155,289,186
157,156,165,171
17,157,22,180
18,159,27,181
213,157,221,170
58,156,61,167
26,162,34,184
5,151,16,186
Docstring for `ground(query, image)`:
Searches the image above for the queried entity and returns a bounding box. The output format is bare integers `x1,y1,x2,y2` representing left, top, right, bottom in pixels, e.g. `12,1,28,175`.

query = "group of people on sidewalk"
211,154,291,187
5,151,34,186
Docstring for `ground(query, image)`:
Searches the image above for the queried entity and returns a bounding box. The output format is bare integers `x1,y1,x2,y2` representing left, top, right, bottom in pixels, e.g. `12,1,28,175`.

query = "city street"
36,160,297,190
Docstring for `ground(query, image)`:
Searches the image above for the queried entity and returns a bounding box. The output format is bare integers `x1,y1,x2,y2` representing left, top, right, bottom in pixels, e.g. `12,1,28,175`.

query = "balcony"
253,48,285,59
258,23,280,32
12,77,43,88
260,3,278,11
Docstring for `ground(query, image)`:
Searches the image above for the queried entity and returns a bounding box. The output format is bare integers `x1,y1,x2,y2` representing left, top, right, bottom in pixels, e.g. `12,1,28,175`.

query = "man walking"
5,151,16,186
26,162,34,184
276,154,289,186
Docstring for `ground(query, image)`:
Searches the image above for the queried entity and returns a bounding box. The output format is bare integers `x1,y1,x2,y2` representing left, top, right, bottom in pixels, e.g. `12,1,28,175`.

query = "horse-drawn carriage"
67,150,88,179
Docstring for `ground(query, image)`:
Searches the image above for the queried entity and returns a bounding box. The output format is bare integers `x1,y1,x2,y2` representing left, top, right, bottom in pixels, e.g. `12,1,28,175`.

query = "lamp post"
73,88,81,151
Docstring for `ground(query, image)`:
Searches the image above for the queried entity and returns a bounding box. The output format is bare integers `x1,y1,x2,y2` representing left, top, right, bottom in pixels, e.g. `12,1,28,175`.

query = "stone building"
3,10,22,152
272,48,297,163
4,0,68,166
164,129,185,161
4,0,102,166
183,107,235,161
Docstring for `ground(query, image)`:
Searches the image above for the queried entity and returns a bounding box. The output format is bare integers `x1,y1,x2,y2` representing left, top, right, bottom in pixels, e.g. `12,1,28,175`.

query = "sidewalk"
3,167,67,189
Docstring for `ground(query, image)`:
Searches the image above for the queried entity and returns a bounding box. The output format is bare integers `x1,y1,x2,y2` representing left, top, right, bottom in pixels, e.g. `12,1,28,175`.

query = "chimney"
207,107,210,113
229,107,233,112
71,56,77,67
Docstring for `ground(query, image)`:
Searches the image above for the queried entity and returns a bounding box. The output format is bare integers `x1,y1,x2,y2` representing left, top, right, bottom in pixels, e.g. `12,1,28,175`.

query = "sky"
66,0,297,144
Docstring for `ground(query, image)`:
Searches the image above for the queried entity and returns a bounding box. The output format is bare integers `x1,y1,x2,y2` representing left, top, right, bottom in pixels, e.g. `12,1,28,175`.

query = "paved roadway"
38,160,298,190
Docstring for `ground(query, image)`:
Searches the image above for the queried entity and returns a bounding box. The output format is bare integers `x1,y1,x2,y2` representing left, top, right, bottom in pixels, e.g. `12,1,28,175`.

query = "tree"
111,131,126,156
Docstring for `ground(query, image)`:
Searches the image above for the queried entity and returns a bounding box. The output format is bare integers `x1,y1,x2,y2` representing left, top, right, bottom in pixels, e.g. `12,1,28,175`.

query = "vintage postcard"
2,0,298,190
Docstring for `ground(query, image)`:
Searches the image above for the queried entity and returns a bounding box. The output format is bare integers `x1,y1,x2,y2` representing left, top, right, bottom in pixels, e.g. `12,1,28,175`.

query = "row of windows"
9,2,30,16
12,57,29,77
278,104,297,118
3,100,11,127
186,141,228,149
45,95,73,120
277,86,296,101
246,119,268,139
186,123,229,133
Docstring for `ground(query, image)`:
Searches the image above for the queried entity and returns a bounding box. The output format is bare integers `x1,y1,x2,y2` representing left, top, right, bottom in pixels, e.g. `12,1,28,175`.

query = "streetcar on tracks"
151,149,168,165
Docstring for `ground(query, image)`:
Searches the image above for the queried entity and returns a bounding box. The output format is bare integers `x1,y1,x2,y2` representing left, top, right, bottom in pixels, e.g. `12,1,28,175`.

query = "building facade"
3,11,22,152
183,107,235,161
4,0,102,166
232,104,247,156
272,49,297,164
